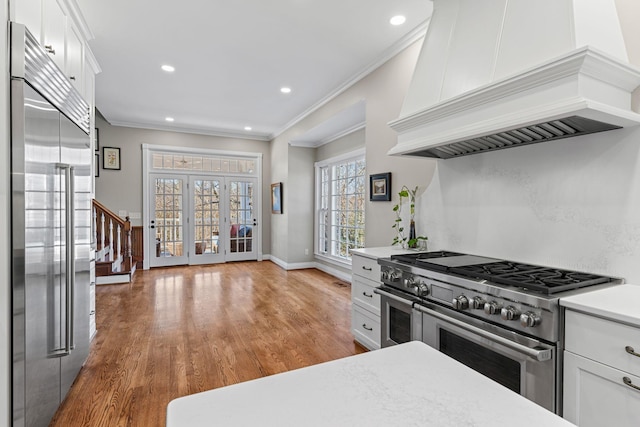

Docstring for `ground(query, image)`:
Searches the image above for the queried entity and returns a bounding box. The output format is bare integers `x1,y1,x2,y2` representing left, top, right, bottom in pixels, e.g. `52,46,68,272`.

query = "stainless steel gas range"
375,251,623,414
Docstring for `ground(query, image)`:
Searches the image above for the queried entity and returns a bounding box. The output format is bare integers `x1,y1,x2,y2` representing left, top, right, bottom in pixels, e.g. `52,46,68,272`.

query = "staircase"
93,199,139,284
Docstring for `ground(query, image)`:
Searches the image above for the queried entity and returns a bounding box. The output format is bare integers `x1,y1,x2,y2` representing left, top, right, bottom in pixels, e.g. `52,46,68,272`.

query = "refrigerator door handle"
68,165,75,350
55,163,73,356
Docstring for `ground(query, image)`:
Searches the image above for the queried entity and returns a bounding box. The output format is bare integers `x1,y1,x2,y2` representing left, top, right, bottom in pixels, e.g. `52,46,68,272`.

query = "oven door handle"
374,287,413,305
414,304,552,362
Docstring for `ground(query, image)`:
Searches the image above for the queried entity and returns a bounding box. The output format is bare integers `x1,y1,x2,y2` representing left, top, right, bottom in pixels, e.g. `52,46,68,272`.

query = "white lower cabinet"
563,352,640,426
350,247,414,350
563,310,640,426
351,305,381,350
350,251,384,350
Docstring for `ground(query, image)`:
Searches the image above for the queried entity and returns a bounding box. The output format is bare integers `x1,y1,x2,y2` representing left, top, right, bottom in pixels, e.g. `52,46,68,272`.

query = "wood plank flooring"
50,262,365,427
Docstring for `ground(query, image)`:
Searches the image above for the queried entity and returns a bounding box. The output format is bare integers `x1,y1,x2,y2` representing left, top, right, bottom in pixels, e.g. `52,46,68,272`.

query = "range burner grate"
451,262,612,294
390,251,464,265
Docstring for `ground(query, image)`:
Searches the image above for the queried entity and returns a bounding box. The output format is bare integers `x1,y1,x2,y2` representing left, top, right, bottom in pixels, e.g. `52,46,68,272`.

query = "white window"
315,149,366,262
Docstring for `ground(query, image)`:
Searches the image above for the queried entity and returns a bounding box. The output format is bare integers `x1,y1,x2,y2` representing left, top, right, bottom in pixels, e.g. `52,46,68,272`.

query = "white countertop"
166,341,573,427
350,246,418,260
560,284,640,327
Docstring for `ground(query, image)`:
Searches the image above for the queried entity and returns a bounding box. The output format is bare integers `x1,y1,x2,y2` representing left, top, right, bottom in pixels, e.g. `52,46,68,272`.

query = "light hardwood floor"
50,262,366,427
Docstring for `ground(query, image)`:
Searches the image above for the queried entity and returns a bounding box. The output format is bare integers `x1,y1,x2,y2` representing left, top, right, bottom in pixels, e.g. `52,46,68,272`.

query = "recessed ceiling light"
390,15,406,26
165,117,174,122
244,126,252,131
161,65,175,72
280,87,292,94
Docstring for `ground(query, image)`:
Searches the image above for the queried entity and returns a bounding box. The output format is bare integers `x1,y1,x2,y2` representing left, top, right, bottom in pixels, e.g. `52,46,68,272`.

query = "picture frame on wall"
271,182,282,214
370,172,391,201
94,128,99,151
103,146,121,170
94,153,99,177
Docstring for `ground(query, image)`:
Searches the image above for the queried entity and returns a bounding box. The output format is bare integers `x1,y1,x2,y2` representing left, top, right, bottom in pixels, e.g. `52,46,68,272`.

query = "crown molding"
271,18,430,140
107,119,272,142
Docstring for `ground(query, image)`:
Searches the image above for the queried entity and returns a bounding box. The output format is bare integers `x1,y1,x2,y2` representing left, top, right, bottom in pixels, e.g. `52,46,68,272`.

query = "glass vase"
409,219,417,248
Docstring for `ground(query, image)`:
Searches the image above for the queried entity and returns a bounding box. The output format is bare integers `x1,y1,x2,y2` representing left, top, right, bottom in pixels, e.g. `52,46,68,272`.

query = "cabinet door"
65,23,84,94
351,276,380,316
563,351,640,426
351,305,380,350
351,254,380,282
13,0,43,42
42,0,66,70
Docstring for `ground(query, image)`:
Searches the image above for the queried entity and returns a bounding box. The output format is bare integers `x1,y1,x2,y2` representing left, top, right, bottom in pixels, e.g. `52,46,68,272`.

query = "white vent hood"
388,0,640,159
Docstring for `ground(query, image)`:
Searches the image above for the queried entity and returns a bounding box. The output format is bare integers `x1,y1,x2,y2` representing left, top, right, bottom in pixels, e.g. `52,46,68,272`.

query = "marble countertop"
560,284,640,327
166,341,573,427
350,246,419,260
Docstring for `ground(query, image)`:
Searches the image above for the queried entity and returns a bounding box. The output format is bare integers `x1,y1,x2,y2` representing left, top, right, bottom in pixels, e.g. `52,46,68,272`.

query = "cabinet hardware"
362,324,373,331
626,346,640,358
69,76,76,81
362,292,373,298
623,377,640,392
361,266,372,271
44,45,55,55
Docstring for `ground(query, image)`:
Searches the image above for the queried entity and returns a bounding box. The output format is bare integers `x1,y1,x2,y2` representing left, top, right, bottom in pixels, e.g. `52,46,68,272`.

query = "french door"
225,178,257,262
148,174,257,267
149,174,188,267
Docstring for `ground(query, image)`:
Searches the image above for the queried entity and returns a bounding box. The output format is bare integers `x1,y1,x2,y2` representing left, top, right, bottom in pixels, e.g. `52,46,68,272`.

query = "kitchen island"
167,341,573,426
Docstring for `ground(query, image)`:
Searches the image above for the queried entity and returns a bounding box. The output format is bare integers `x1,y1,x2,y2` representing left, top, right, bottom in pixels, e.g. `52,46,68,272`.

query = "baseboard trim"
268,257,352,283
96,273,131,285
313,263,351,283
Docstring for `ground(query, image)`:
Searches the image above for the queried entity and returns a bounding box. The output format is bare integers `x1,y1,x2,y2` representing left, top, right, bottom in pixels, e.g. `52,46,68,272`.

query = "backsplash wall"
418,125,640,283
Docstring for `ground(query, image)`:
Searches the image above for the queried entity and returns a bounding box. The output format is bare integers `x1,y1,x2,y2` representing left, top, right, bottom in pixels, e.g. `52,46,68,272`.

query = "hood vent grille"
405,116,621,159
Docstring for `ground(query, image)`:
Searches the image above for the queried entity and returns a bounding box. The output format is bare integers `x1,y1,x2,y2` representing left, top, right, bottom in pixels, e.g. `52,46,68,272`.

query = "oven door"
414,302,557,413
374,286,421,348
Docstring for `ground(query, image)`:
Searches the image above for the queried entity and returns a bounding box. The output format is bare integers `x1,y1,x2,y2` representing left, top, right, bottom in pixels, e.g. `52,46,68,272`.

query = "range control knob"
469,296,486,310
452,295,469,310
415,283,429,297
520,312,542,328
484,301,503,315
388,270,401,282
404,276,416,288
500,306,521,321
381,270,389,281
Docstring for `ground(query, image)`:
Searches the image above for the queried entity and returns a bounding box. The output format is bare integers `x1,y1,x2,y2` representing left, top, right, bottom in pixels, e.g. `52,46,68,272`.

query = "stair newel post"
116,223,122,265
100,212,106,261
124,216,132,272
92,204,97,249
108,218,114,261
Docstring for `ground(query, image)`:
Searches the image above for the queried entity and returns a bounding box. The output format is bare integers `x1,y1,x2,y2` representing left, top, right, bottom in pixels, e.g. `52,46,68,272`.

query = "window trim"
314,148,366,264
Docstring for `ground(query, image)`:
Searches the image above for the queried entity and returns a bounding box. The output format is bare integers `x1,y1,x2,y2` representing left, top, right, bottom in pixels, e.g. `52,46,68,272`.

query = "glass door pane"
226,178,256,261
190,176,224,264
149,175,187,267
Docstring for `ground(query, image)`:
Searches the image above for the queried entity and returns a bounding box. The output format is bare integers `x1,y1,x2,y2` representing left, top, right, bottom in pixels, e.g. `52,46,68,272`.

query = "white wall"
270,38,436,265
418,0,640,282
1,1,10,423
94,113,272,254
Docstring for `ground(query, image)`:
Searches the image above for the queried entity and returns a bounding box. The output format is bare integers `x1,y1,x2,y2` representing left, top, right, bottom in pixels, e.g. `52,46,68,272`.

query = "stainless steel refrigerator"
11,23,92,427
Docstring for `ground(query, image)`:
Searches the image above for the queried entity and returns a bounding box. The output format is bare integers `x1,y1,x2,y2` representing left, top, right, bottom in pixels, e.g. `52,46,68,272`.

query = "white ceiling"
76,0,432,141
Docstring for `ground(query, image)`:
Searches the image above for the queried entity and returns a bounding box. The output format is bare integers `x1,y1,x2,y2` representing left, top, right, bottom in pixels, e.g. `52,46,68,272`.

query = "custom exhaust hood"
388,0,640,159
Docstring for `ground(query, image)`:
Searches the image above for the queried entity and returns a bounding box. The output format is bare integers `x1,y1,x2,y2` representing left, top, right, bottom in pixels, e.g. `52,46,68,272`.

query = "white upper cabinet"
12,0,42,41
66,21,84,93
42,0,66,71
11,0,99,104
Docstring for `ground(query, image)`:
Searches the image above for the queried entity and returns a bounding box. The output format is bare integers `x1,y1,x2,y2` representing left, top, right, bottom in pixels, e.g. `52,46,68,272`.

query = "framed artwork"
103,146,121,170
370,172,391,201
271,182,282,214
94,153,100,177
94,128,100,151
